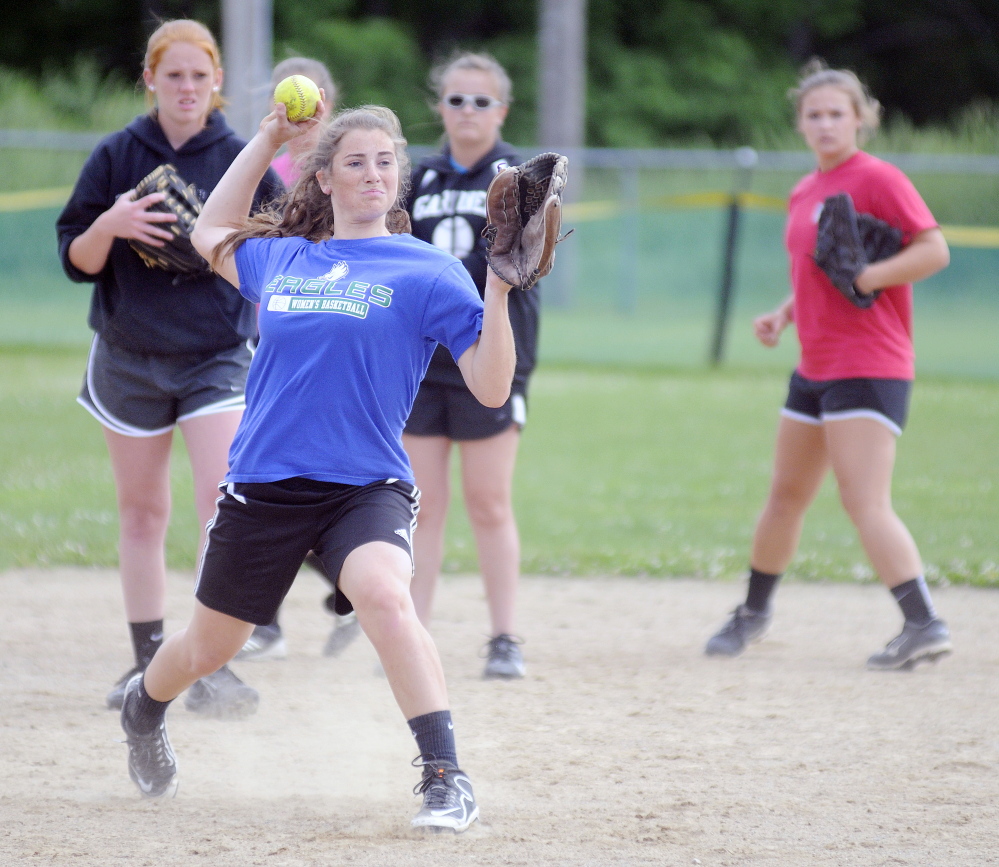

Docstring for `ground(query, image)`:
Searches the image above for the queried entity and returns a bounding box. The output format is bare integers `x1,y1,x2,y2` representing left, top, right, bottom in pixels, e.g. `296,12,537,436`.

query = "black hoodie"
57,110,283,356
405,140,540,390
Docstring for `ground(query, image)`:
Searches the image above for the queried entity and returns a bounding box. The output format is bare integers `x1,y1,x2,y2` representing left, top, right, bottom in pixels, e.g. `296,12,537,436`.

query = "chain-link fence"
3,133,997,379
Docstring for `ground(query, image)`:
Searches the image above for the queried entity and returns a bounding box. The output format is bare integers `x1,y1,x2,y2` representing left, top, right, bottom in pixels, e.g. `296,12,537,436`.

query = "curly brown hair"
212,105,411,269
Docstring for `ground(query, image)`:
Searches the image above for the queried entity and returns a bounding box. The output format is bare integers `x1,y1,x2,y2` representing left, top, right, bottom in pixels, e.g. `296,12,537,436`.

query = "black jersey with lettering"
405,140,540,390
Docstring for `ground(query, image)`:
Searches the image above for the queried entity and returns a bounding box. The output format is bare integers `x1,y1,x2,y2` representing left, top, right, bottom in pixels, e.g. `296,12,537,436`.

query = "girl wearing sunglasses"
403,52,536,680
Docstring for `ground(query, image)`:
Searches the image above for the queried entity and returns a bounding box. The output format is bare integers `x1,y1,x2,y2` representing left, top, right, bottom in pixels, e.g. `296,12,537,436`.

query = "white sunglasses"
442,93,505,111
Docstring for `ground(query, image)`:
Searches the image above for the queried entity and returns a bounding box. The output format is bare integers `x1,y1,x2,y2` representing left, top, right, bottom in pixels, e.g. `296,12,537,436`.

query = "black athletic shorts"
195,477,419,624
404,381,527,441
78,334,251,436
782,370,912,436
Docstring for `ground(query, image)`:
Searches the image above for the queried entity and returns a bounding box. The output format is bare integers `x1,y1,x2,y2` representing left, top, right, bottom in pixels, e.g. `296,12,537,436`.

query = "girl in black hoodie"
56,19,282,716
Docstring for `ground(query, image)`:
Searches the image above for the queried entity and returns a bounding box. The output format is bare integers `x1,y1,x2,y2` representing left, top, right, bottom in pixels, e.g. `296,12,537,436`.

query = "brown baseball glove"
482,152,571,291
814,192,903,309
128,163,211,276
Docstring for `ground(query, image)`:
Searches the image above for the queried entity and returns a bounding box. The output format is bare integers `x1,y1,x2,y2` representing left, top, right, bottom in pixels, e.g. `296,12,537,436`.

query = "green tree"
5,0,999,147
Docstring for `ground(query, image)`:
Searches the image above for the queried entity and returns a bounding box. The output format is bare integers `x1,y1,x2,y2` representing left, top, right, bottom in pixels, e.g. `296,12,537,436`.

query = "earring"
212,86,219,92
149,85,156,92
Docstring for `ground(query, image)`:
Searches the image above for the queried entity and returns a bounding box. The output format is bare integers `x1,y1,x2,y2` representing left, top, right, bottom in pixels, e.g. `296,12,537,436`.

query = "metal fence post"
618,162,640,313
709,146,757,366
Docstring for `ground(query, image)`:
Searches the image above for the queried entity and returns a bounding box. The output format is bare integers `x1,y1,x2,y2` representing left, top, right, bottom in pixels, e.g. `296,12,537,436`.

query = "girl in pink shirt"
704,60,952,670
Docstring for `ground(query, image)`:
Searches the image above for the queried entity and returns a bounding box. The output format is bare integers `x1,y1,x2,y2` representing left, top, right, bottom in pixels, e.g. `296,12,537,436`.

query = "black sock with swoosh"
408,710,457,766
123,675,173,736
129,619,164,669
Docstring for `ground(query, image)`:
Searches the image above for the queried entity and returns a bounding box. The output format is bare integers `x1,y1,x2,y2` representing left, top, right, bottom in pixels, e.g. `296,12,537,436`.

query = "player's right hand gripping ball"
483,152,572,291
273,74,320,122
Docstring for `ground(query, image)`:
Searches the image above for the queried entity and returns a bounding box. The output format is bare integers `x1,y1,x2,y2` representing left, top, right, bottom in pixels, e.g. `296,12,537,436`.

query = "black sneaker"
121,674,178,799
867,618,952,671
235,625,288,661
322,611,362,658
704,605,771,656
183,665,259,719
482,634,525,679
107,665,144,711
411,756,479,833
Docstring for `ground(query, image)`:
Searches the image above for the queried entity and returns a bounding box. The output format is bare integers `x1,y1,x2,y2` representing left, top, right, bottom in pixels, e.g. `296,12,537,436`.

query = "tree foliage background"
3,0,999,146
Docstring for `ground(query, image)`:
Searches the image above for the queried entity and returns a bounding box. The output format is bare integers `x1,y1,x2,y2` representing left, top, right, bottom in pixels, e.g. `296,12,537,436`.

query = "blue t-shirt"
230,233,484,484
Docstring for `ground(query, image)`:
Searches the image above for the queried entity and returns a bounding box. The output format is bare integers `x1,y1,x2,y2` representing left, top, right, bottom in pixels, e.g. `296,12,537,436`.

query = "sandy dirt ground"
1,567,997,866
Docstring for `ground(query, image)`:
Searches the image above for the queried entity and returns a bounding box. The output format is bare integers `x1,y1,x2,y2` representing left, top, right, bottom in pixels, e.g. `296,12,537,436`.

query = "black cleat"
107,665,144,711
867,619,952,671
482,634,526,679
183,665,259,719
704,605,771,657
121,674,178,799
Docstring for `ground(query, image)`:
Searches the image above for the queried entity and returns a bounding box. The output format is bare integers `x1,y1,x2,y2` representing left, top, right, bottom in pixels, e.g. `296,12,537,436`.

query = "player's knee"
464,493,511,529
839,492,889,529
118,502,171,544
185,643,237,678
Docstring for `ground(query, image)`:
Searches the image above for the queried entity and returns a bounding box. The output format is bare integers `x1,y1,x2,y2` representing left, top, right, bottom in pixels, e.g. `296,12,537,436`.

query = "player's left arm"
455,270,516,408
854,227,950,295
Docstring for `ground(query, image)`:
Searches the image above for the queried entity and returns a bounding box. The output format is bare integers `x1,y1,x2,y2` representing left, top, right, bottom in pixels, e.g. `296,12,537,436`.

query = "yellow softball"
273,74,321,123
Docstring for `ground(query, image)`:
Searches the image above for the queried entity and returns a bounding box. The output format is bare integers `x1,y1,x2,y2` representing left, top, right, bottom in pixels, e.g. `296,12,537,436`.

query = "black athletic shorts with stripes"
195,477,419,624
404,381,527,440
78,334,251,436
781,370,912,436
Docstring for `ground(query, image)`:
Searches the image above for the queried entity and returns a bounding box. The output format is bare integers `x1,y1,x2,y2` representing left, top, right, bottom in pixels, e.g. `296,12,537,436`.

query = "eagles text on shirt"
262,261,393,319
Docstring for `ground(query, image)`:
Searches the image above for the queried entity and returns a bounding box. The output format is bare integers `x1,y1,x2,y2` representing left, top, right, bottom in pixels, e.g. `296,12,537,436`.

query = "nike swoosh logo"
430,777,475,817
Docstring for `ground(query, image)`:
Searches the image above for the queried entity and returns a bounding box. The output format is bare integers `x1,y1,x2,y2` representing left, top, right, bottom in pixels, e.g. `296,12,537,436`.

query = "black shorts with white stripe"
195,477,419,624
781,370,912,435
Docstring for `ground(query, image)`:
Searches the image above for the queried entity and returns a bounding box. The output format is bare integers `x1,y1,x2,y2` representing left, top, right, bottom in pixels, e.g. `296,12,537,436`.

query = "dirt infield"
1,567,996,866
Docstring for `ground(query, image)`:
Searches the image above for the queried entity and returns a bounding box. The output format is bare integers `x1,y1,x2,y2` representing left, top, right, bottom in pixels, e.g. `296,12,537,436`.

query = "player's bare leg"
105,429,174,622
460,426,520,634
459,426,525,678
402,433,453,627
707,417,828,657
173,409,262,713
339,540,478,832
120,603,255,799
751,417,830,573
341,541,448,714
143,602,255,699
178,409,243,555
824,417,922,586
824,416,951,669
103,428,173,705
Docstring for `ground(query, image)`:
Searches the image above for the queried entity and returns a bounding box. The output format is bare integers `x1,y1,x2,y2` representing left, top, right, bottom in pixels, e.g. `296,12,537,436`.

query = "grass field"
3,186,997,587
6,203,999,378
2,347,996,586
